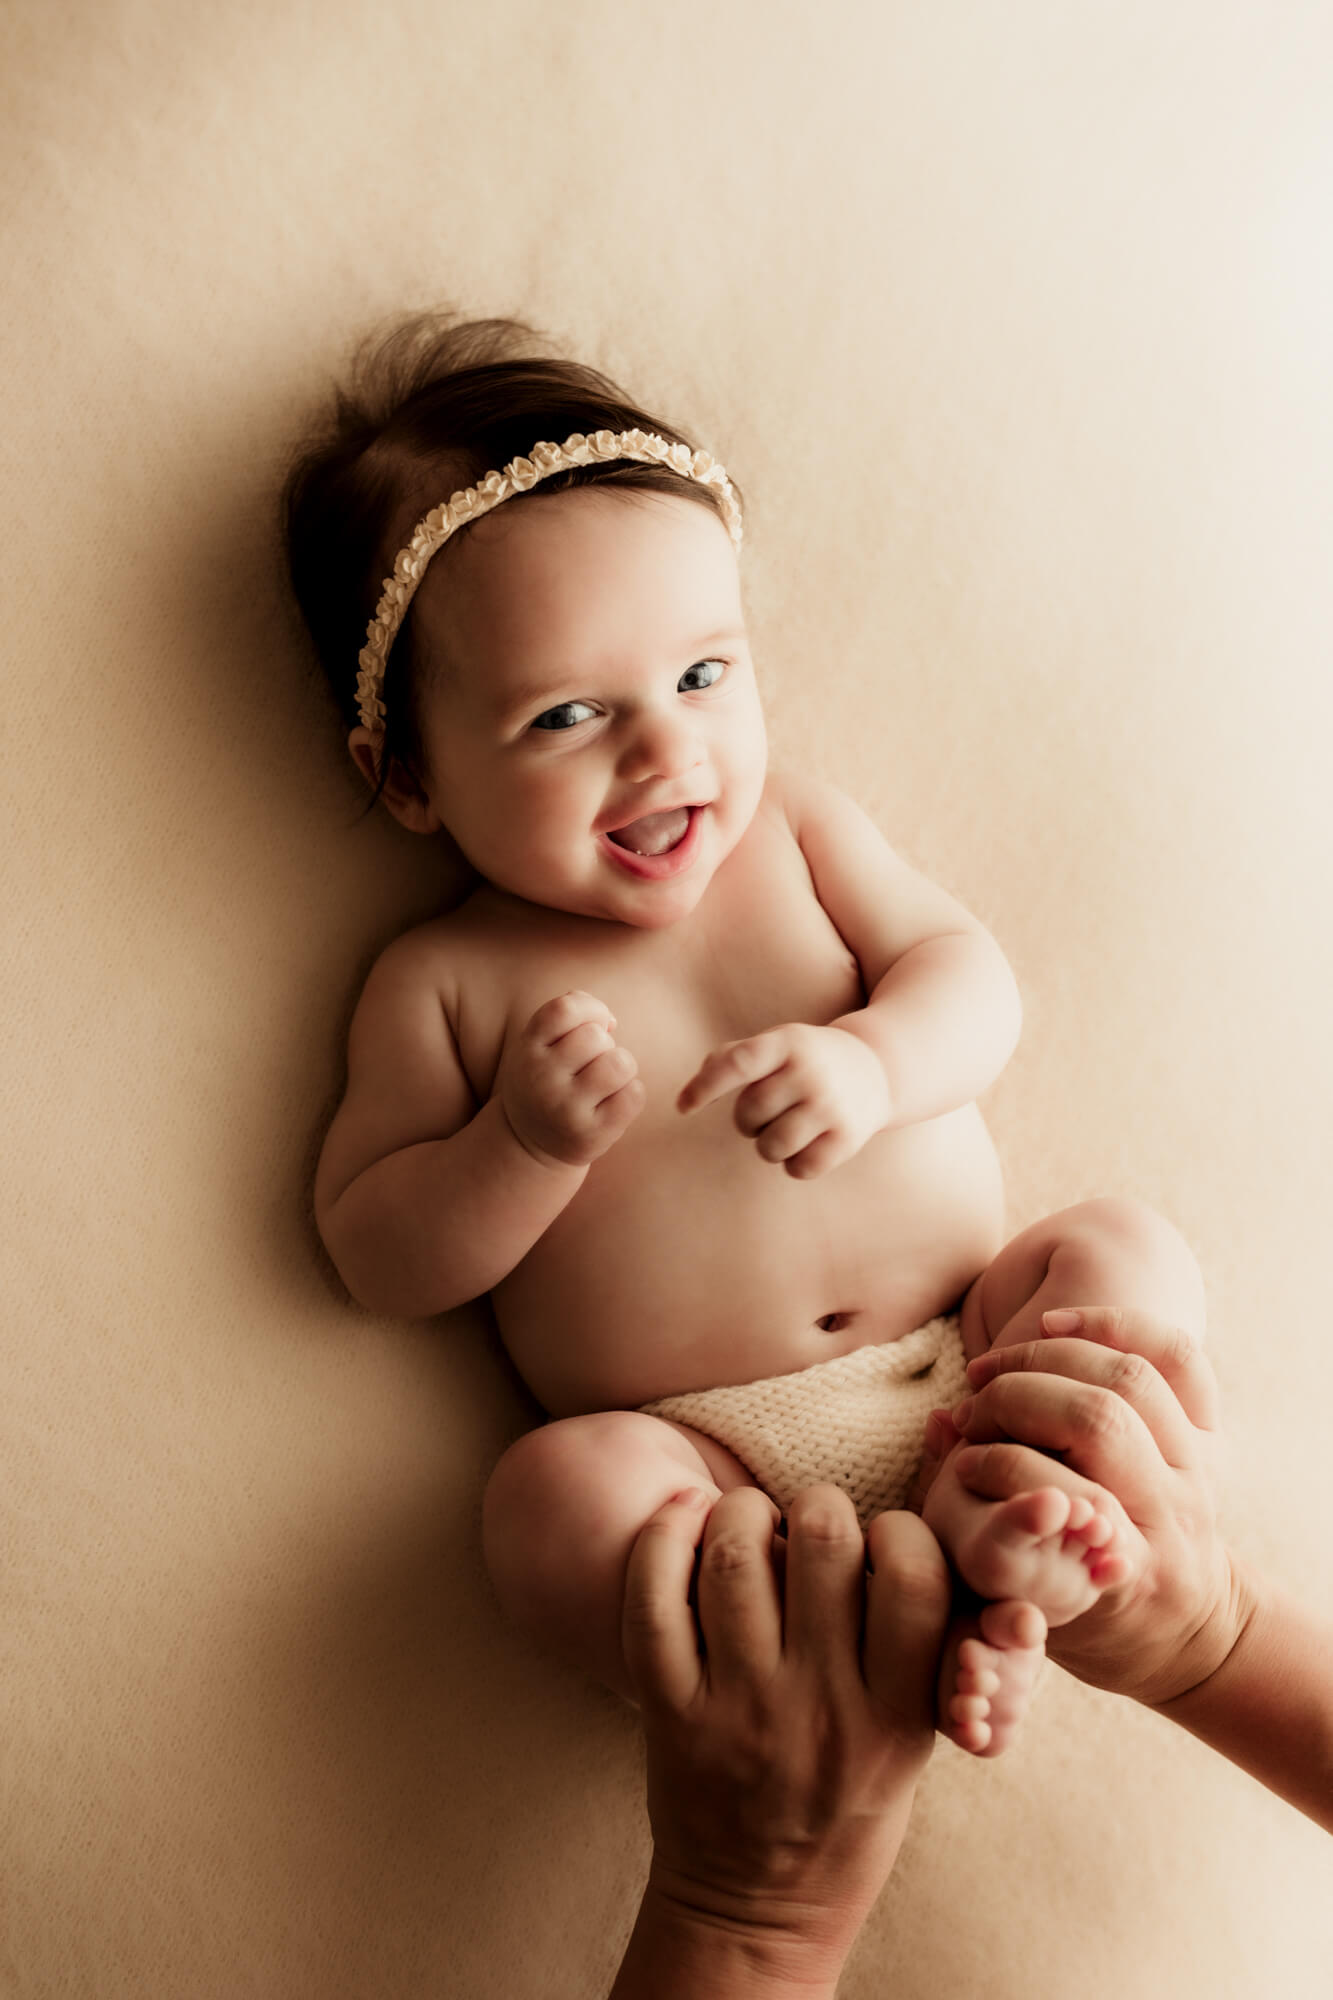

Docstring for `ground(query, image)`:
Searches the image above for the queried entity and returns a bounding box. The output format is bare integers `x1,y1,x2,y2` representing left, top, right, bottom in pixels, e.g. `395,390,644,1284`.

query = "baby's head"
283,312,767,927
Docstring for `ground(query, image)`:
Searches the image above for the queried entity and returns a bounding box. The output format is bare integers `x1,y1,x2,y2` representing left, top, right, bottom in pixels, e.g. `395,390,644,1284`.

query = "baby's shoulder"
761,767,858,835
360,892,496,1008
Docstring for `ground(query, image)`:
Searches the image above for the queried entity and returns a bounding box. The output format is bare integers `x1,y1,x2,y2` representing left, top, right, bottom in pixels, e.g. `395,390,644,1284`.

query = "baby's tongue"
607,807,691,856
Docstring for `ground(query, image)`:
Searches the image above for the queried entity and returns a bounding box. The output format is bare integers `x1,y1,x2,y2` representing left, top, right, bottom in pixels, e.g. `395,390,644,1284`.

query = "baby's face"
405,488,767,928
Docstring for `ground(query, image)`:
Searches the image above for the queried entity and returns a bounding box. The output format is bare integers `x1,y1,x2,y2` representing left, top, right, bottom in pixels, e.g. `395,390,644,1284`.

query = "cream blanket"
3,3,1331,1994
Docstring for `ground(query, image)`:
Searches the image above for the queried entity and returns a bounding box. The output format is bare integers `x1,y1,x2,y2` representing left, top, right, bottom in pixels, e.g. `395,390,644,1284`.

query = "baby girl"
286,312,1206,1753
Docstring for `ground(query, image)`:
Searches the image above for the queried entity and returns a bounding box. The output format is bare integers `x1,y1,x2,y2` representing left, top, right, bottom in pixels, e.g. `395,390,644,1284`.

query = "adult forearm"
320,1095,584,1317
833,929,1021,1128
609,1876,849,2000
1149,1559,1333,1832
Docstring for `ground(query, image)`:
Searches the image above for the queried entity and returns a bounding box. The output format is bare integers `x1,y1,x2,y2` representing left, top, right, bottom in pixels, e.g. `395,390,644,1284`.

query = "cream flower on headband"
355,428,743,734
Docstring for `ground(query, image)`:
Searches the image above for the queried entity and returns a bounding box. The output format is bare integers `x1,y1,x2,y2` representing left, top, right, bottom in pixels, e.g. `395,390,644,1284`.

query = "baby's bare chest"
452,831,864,1111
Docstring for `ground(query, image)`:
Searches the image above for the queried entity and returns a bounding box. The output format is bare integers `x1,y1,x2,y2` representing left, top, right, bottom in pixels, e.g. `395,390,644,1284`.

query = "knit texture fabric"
641,1315,968,1528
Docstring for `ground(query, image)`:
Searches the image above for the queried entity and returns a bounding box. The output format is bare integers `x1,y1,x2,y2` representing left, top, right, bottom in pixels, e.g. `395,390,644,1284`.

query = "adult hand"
611,1485,950,1999
941,1305,1241,1708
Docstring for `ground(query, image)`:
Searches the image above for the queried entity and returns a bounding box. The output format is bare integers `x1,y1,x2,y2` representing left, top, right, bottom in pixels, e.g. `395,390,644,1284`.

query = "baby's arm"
788,773,1021,1128
316,936,640,1317
678,775,1021,1174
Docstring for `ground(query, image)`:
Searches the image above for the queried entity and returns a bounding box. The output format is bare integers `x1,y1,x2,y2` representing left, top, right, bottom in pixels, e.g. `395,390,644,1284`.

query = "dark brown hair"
281,311,742,811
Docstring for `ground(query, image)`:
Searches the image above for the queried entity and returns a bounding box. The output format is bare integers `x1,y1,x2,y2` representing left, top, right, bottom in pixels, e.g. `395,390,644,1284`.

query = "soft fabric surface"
3,3,1330,1994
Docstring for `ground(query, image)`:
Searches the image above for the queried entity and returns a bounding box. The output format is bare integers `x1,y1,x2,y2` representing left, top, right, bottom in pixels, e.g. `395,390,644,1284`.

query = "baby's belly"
491,1104,1006,1415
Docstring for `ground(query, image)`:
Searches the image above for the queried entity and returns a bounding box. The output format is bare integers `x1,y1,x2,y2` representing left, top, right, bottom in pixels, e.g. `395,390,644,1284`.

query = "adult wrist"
1141,1548,1256,1717
610,1869,852,2000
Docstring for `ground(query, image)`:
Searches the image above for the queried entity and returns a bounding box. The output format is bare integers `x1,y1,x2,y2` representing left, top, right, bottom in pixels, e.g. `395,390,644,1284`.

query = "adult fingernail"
1042,1308,1084,1335
951,1396,974,1430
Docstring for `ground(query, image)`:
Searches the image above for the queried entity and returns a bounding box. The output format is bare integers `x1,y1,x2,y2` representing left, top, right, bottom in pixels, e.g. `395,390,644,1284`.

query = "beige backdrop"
3,2,1331,1994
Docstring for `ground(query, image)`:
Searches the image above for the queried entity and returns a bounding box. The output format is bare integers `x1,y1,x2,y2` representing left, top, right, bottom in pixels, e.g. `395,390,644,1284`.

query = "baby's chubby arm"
679,773,1021,1178
315,935,643,1317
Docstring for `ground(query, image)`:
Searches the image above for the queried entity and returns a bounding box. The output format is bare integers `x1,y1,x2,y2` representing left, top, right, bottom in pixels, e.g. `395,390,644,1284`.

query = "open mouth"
599,805,703,878
605,807,693,856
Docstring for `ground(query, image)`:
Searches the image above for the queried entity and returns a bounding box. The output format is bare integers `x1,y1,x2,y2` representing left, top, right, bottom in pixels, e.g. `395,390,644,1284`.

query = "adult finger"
862,1512,951,1738
963,1336,1206,1473
950,1372,1184,1524
676,1032,785,1114
694,1486,785,1690
621,1490,712,1713
782,1486,866,1672
1038,1307,1220,1432
950,1436,1155,1550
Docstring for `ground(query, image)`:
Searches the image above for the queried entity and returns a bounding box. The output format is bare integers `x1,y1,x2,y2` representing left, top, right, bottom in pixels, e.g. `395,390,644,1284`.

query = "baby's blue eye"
679,659,724,692
531,700,597,731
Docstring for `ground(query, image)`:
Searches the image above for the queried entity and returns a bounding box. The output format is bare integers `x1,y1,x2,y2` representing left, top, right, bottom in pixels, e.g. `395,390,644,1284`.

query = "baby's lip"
595,796,708,836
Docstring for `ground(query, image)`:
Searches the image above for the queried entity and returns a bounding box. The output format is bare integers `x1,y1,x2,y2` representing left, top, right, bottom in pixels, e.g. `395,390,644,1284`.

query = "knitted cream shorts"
640,1314,969,1530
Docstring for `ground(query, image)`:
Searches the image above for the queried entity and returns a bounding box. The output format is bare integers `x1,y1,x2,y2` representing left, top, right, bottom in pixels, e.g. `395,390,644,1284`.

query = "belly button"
817,1312,851,1333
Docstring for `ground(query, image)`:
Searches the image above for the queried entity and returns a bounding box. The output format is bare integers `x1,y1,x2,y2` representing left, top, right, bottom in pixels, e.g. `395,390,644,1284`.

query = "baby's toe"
990,1487,1070,1549
946,1685,994,1753
977,1597,1047,1654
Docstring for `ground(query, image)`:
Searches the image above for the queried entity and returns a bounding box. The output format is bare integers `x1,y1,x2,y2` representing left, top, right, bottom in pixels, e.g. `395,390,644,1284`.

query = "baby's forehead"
412,487,741,668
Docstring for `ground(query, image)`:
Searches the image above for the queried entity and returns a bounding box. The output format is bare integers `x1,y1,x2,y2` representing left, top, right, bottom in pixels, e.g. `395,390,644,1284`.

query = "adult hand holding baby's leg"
948,1307,1333,1829
948,1306,1229,1710
612,1486,949,1999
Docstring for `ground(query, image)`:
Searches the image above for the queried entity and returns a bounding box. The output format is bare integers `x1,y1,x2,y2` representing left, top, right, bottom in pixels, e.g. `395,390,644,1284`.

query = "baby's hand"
677,1024,891,1178
498,989,645,1170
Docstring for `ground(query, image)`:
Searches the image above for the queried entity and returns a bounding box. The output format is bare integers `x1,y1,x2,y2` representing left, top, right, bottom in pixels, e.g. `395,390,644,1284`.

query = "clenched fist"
498,989,646,1169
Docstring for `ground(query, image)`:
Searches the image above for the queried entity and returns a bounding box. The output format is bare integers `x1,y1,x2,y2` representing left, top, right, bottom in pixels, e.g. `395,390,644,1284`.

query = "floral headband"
355,427,743,733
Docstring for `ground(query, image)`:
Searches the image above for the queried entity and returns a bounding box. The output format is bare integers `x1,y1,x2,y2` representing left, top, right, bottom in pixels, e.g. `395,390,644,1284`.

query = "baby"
286,313,1206,1754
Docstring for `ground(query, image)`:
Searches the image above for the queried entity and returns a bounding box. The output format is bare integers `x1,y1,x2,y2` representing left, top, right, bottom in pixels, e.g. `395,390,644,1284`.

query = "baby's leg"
927,1197,1206,1752
482,1411,758,1699
959,1195,1206,1362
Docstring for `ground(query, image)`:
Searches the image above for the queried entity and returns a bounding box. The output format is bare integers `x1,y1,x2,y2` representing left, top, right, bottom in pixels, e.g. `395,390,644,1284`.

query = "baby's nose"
620,707,702,782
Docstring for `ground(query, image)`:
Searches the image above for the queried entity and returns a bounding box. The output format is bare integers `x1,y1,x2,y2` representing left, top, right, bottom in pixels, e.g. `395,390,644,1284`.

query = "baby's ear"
346,728,443,835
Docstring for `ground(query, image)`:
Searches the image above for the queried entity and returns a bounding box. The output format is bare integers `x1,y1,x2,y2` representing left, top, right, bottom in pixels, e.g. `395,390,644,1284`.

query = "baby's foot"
939,1599,1047,1758
920,1419,1136,1627
948,1484,1129,1624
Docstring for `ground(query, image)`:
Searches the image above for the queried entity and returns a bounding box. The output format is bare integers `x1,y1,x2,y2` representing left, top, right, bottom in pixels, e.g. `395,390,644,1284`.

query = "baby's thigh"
482,1411,757,1697
961,1196,1207,1360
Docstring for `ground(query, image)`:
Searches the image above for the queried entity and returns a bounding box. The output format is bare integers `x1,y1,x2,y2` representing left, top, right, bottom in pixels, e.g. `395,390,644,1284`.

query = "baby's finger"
732,1068,799,1137
551,1020,616,1073
577,1044,639,1105
783,1130,849,1180
677,1032,786,1115
964,1337,1205,1474
1038,1307,1220,1433
621,1490,711,1714
782,1486,865,1673
950,1374,1179,1526
863,1512,951,1742
755,1106,828,1165
527,988,615,1046
694,1487,785,1691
